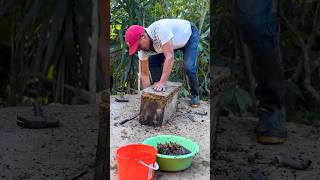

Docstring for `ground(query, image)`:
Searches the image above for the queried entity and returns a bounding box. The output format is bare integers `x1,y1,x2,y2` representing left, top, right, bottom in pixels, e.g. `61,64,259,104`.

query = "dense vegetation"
213,1,320,121
0,0,106,106
110,0,210,100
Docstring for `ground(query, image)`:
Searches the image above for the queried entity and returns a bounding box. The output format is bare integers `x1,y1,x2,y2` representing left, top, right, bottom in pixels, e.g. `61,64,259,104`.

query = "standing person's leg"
183,23,200,107
148,53,165,84
236,0,287,144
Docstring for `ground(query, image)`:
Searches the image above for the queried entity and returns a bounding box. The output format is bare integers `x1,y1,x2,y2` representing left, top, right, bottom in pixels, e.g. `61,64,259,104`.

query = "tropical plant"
0,0,105,105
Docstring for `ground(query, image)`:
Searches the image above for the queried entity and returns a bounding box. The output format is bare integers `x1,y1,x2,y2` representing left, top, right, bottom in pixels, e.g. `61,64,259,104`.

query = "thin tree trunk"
9,13,17,105
302,46,320,110
95,0,109,179
211,66,230,157
198,0,209,34
89,0,99,104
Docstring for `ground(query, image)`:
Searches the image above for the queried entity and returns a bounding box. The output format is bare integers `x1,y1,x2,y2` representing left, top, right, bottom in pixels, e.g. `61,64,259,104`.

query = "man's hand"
153,81,166,92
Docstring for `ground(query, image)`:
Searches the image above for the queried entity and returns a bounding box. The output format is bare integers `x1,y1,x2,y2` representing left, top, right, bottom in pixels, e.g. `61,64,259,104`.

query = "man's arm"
153,39,174,91
140,59,150,89
159,39,174,83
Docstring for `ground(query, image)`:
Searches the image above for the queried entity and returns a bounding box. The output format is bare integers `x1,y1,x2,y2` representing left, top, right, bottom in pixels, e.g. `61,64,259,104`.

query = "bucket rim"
142,135,200,159
116,143,158,161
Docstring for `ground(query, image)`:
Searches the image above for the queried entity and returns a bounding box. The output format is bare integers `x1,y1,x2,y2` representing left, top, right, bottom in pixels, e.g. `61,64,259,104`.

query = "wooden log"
139,81,182,127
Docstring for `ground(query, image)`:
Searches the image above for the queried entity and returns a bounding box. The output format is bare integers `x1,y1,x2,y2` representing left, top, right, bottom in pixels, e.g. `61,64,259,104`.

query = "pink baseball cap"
125,25,145,55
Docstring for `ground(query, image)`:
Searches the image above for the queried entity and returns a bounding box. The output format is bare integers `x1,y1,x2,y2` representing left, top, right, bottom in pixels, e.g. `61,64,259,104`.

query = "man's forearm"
159,57,174,83
141,74,150,89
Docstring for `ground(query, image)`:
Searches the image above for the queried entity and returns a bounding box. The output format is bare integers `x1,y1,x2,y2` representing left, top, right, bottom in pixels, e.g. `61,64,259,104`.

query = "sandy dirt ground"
212,115,320,180
0,104,99,180
110,95,210,180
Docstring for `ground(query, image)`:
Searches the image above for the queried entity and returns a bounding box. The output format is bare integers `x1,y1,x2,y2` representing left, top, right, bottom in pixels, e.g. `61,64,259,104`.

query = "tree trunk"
89,0,99,104
198,0,209,34
211,66,230,157
302,46,320,111
95,0,109,179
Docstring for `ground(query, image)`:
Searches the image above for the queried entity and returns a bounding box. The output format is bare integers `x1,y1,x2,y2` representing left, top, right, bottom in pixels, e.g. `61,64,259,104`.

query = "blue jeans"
148,23,199,96
236,0,284,110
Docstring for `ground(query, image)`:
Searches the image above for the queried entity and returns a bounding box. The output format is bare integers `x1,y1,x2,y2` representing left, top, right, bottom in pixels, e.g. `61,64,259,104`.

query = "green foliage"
111,0,210,99
214,0,320,115
220,87,253,114
0,0,103,105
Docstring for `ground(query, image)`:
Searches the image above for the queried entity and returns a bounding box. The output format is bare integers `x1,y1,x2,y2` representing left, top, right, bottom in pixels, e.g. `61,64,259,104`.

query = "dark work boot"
190,95,200,108
256,107,287,144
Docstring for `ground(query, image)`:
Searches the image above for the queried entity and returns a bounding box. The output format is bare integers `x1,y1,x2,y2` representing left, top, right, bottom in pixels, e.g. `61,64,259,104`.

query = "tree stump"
139,81,182,127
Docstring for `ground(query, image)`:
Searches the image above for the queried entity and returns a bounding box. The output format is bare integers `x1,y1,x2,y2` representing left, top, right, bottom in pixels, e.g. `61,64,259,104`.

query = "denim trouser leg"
183,24,200,96
236,0,284,110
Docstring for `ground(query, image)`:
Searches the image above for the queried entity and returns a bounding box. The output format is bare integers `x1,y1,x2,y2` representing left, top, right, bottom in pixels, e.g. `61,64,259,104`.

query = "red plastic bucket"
116,144,158,180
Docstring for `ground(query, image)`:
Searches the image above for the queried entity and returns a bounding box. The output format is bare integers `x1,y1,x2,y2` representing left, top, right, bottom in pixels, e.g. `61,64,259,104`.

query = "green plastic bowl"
143,135,199,171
